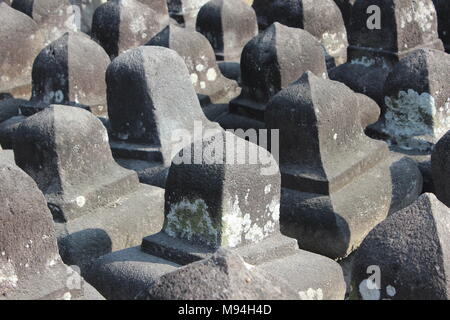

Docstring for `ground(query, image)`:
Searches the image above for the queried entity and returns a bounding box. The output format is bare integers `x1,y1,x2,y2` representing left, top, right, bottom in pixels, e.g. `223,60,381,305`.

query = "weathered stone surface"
12,105,164,269
252,0,348,69
167,0,209,29
20,32,110,117
12,0,79,45
368,49,450,153
106,45,220,186
433,0,450,52
68,0,107,34
265,72,423,259
0,99,24,124
0,2,44,99
225,23,327,129
91,0,168,59
0,154,103,300
137,249,299,300
196,0,258,62
333,0,357,30
0,116,26,149
86,131,346,300
351,193,450,300
147,25,240,108
432,131,450,207
330,0,444,106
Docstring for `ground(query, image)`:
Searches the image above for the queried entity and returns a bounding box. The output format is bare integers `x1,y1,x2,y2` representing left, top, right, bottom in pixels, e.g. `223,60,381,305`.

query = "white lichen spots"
54,90,64,103
266,198,280,221
333,133,338,140
102,130,109,143
200,81,206,89
321,32,347,56
76,196,86,208
117,132,129,141
62,292,72,300
359,279,380,300
244,189,250,204
244,262,255,271
0,261,18,291
386,285,396,297
47,256,60,267
264,184,271,195
165,199,219,247
190,73,198,85
206,68,217,81
196,64,205,72
298,288,324,300
244,224,265,243
222,196,251,248
399,1,435,32
351,56,375,67
384,89,441,150
1,251,5,256
129,15,147,35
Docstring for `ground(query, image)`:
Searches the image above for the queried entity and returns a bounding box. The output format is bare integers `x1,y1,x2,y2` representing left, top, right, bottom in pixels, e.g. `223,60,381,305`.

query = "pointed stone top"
12,0,78,44
0,158,60,295
92,0,168,59
29,31,109,110
237,22,327,104
137,248,297,300
266,71,387,194
349,0,443,58
352,193,450,300
107,45,219,166
0,2,43,93
251,0,348,68
196,0,258,61
148,25,239,103
13,105,138,222
162,130,281,249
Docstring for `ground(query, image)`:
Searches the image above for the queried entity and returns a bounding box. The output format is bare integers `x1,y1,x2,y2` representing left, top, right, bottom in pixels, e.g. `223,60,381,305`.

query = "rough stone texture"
91,0,168,59
86,132,346,300
225,23,327,129
330,0,444,106
433,0,450,52
159,131,281,249
12,105,164,270
368,49,450,153
196,0,258,62
252,0,348,69
351,193,450,300
0,116,26,149
167,0,209,29
12,0,79,45
0,99,25,124
432,131,450,207
20,32,110,117
68,0,107,34
0,154,103,300
106,46,220,186
147,25,240,108
333,0,357,30
265,72,423,259
137,249,299,300
0,2,44,99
